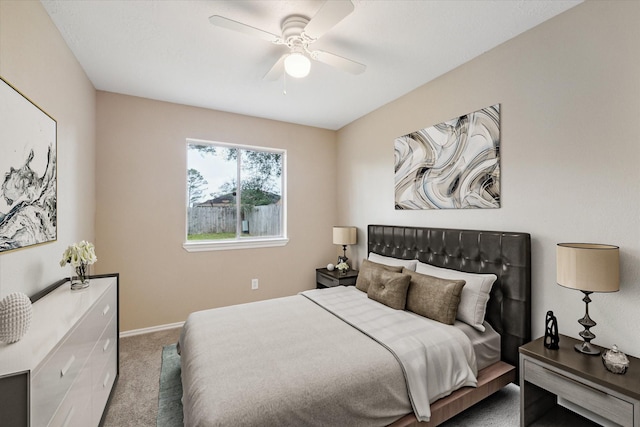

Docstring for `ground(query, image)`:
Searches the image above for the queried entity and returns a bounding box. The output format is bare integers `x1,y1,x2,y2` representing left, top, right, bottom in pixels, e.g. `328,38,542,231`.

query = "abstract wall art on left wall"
394,104,500,210
0,77,57,253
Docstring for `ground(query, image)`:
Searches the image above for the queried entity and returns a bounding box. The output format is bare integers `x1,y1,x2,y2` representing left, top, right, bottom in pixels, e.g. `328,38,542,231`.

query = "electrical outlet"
251,279,259,290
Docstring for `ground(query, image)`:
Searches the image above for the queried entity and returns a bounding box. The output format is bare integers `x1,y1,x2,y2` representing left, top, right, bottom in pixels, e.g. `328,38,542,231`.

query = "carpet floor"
102,328,182,427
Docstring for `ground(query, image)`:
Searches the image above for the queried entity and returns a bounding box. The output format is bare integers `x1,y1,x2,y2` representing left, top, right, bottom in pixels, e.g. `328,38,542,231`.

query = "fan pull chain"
283,71,287,95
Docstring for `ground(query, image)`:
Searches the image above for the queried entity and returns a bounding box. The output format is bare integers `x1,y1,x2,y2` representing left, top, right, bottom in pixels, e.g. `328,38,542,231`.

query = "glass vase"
70,263,90,290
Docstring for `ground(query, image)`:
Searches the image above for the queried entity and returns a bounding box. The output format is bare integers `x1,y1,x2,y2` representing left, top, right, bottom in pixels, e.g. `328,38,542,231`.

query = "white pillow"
415,262,497,331
368,252,418,272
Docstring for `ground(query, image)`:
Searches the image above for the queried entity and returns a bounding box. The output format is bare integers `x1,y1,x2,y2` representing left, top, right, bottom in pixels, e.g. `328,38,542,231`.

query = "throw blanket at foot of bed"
302,286,478,422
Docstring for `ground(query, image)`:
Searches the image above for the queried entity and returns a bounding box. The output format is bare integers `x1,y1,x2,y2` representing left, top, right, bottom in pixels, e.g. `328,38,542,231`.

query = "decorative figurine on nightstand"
602,345,629,374
544,310,560,350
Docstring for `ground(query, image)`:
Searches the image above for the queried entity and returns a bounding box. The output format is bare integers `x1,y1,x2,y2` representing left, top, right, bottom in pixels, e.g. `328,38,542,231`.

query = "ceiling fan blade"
303,0,354,40
312,50,366,75
263,54,287,81
209,15,280,43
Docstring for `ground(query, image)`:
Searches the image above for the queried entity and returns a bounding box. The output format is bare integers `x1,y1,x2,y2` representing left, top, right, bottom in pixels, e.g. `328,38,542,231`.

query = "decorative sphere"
326,263,335,271
0,292,32,344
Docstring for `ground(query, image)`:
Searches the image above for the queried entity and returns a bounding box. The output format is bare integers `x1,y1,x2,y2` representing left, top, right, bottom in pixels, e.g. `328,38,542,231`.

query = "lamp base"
575,290,600,356
337,245,349,266
575,341,600,355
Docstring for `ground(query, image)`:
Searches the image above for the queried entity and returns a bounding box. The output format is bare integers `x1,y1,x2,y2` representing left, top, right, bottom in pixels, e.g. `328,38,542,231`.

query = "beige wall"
5,0,638,354
337,2,640,356
95,92,337,331
0,1,96,298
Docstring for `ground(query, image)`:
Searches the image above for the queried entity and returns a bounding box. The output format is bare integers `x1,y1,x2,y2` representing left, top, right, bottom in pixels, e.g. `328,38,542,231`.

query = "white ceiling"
40,0,582,130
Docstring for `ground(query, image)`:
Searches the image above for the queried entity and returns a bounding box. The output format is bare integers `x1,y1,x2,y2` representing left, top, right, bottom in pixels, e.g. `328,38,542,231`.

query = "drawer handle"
103,372,111,388
60,355,76,377
103,338,111,352
62,406,75,427
103,304,111,316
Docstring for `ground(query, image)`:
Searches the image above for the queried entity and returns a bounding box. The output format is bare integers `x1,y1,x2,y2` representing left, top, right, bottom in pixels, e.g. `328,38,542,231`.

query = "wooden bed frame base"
388,361,516,427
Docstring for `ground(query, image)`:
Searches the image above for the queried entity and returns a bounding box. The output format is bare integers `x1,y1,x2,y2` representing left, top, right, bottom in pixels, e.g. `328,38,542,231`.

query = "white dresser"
0,275,119,427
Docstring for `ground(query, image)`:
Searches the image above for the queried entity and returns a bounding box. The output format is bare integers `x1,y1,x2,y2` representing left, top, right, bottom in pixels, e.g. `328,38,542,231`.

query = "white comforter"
179,286,477,426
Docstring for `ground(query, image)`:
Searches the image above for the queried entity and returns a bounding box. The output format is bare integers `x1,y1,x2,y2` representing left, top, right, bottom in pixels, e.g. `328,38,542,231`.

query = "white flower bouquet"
336,261,350,272
60,241,97,289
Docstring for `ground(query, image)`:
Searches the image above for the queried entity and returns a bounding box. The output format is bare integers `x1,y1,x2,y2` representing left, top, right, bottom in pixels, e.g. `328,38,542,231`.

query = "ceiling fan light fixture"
284,52,311,78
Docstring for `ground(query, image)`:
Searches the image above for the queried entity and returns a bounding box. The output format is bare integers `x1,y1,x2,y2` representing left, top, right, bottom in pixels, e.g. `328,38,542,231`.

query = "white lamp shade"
557,243,619,293
284,52,311,78
333,226,357,245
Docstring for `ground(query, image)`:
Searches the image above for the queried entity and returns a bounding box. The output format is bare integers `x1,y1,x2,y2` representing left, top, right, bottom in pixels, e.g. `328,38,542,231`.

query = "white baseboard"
120,321,184,338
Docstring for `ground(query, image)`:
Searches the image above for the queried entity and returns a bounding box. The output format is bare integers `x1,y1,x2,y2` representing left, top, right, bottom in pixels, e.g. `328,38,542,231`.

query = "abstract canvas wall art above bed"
394,104,500,209
0,77,57,253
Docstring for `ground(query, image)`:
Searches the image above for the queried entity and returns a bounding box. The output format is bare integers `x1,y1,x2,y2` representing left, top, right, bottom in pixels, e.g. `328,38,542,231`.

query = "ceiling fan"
209,0,366,80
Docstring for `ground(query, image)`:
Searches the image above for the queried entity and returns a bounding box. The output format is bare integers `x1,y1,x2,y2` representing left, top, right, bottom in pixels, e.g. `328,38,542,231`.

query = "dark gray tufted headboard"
367,225,531,373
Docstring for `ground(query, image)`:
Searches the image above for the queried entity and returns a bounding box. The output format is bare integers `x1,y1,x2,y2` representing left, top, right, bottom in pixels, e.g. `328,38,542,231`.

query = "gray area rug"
157,344,184,427
439,383,519,426
156,342,522,426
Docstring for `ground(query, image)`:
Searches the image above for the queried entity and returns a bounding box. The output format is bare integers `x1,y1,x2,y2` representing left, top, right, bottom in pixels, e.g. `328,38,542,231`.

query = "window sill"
182,237,289,252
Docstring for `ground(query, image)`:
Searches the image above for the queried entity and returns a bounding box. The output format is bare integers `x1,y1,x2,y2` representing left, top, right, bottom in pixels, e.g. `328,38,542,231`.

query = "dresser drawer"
524,358,634,426
92,314,117,383
31,324,93,426
84,281,117,343
48,363,92,427
92,346,117,427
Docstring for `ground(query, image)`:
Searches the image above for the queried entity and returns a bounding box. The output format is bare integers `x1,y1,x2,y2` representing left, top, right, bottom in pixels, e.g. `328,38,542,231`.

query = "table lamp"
333,226,357,264
556,243,619,355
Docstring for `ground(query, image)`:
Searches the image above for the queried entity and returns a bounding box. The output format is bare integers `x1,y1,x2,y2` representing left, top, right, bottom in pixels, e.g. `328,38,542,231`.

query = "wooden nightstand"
315,268,359,289
519,334,640,426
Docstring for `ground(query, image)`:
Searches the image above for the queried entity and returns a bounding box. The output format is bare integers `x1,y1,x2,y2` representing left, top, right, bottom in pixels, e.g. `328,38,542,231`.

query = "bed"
178,224,531,426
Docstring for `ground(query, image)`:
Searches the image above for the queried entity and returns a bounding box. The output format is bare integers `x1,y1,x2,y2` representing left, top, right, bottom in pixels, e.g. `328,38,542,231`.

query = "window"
183,139,287,251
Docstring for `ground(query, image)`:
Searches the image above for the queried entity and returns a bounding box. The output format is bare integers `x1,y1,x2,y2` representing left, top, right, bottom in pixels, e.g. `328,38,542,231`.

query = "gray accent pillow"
355,259,404,293
366,269,411,310
415,262,496,331
404,269,466,325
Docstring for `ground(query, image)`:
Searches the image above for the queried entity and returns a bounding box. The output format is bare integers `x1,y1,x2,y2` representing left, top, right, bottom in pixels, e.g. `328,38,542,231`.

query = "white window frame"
183,138,288,252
